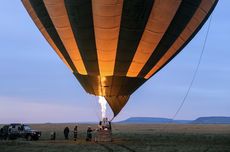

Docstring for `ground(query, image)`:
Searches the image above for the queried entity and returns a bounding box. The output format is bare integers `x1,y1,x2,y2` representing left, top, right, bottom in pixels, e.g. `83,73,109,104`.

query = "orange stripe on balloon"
92,0,123,76
43,0,87,75
144,0,215,79
127,0,181,77
22,0,72,72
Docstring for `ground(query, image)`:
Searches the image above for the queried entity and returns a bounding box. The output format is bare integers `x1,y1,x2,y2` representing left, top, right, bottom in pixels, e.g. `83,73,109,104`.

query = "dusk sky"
0,1,230,123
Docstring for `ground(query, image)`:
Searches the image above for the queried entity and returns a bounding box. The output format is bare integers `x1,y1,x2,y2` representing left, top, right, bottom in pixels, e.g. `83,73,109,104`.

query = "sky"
0,1,230,123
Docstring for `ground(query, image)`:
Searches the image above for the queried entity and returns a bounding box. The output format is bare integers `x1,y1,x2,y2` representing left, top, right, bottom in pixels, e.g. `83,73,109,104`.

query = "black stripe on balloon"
65,0,99,75
138,0,201,77
149,0,218,79
114,0,154,76
73,72,95,95
29,0,78,72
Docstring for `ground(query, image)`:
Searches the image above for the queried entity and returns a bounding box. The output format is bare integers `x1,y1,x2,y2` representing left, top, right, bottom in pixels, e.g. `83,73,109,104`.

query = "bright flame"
98,96,107,119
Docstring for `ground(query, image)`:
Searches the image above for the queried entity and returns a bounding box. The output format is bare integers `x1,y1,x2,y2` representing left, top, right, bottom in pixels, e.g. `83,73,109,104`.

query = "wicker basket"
95,129,112,142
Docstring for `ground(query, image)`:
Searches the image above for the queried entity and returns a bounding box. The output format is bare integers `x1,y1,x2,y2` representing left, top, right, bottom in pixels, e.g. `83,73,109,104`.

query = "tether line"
172,15,213,120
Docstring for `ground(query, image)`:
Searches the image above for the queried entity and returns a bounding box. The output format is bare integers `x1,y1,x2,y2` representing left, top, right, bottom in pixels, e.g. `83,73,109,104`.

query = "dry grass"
1,123,230,152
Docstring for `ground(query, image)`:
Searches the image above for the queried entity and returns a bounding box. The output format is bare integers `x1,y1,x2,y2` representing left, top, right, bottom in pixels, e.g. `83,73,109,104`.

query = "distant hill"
191,116,230,124
117,117,191,124
118,116,230,124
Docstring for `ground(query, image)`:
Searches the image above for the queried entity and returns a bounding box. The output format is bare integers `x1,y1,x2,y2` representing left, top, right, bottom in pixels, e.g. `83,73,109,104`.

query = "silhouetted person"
0,128,3,140
64,127,69,140
50,131,56,140
73,125,78,141
86,126,93,141
109,121,112,131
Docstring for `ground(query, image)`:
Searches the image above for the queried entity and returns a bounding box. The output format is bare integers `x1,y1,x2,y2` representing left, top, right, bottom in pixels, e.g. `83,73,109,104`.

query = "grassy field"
1,123,230,152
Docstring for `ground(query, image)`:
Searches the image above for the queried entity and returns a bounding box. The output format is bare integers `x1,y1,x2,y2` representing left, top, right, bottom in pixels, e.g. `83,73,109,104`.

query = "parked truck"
0,123,41,140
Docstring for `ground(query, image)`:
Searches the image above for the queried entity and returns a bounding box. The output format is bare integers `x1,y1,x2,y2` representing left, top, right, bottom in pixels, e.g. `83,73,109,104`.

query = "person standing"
50,131,56,140
0,128,3,140
86,126,93,141
73,125,78,141
64,126,70,140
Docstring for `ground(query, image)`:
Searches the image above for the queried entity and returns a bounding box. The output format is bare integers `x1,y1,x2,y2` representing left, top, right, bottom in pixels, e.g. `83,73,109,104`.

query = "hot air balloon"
22,0,218,118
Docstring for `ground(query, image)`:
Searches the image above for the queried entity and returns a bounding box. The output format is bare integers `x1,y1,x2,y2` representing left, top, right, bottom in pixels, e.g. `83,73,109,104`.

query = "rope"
172,15,213,120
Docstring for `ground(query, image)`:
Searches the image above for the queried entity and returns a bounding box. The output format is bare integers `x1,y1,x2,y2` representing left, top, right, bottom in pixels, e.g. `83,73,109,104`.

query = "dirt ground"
1,123,230,152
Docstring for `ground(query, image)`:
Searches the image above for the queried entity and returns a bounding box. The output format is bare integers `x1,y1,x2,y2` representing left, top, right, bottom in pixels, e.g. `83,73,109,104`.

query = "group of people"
50,125,94,141
51,119,111,141
63,125,79,141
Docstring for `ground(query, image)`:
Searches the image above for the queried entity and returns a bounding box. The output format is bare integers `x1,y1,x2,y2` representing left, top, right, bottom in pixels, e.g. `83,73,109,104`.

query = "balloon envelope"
22,0,218,117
